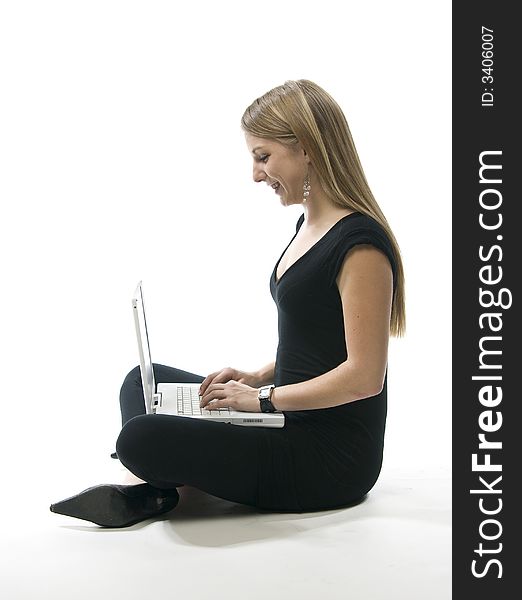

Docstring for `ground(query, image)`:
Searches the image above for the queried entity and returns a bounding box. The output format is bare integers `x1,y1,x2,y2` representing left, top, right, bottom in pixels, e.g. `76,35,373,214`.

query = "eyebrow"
251,146,264,155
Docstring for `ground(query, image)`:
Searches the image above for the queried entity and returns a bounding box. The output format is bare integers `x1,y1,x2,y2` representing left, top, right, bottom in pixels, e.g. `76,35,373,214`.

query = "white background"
0,0,451,496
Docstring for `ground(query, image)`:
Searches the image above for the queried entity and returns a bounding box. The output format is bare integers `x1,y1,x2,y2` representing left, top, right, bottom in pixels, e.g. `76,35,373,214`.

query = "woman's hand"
199,367,260,394
199,367,260,412
199,380,260,412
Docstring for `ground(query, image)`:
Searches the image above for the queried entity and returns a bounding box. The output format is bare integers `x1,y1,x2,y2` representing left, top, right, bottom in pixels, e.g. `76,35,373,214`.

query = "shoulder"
337,212,388,238
336,243,393,287
335,213,396,267
325,211,397,290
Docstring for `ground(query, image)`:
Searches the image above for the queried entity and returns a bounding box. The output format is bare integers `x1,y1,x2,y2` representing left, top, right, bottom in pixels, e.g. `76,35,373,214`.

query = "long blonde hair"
241,79,406,337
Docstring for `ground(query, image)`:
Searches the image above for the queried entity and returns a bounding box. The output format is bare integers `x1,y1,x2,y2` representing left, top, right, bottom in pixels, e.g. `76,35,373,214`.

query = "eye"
256,154,269,163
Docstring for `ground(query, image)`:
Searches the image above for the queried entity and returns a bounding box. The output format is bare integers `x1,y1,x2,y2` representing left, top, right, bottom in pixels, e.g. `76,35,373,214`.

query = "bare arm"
248,361,276,386
270,245,393,411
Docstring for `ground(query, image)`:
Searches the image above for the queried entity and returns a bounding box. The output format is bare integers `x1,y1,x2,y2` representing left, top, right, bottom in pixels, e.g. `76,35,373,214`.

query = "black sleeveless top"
254,211,399,510
270,211,397,430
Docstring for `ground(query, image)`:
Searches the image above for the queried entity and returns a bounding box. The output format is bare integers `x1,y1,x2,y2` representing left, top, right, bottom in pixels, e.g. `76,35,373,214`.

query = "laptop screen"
131,281,156,414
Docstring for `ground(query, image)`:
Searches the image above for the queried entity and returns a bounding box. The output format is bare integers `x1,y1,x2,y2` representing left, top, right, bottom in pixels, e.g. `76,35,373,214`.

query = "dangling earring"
303,173,311,202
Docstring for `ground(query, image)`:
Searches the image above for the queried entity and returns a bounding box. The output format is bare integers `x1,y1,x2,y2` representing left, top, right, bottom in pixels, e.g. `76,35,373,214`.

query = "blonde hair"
241,79,406,337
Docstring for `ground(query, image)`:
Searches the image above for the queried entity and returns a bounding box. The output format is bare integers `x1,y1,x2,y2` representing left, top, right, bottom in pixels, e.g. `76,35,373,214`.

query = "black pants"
116,364,370,513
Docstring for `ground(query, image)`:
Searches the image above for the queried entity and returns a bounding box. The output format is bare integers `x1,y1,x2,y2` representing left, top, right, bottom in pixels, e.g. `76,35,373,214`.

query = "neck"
300,171,352,227
302,196,353,228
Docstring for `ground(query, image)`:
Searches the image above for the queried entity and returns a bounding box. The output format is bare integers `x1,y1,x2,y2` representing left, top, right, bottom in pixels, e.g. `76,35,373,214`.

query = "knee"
120,365,142,394
124,365,141,383
115,414,151,468
121,363,167,387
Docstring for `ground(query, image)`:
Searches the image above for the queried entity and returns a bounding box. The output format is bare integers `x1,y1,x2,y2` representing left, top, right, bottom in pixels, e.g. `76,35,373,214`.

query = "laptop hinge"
152,392,162,411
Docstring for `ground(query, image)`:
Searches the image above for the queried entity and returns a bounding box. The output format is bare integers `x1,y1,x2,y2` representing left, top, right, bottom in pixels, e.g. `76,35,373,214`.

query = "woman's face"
244,132,309,206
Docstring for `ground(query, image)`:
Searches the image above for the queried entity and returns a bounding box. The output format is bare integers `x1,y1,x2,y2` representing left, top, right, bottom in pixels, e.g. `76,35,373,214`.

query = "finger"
203,399,221,410
200,384,226,404
199,370,224,395
199,371,230,396
200,386,226,408
203,383,226,395
201,396,223,409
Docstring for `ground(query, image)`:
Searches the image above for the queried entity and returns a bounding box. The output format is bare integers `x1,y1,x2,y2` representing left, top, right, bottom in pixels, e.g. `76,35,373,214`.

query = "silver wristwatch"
258,384,276,413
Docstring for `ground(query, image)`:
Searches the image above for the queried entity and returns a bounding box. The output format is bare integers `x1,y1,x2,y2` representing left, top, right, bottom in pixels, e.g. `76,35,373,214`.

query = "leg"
116,414,263,509
115,415,368,513
52,365,369,525
116,364,370,513
119,363,204,425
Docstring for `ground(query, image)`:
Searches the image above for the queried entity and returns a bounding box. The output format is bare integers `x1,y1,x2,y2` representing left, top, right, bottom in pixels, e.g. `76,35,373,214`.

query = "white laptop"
132,281,285,428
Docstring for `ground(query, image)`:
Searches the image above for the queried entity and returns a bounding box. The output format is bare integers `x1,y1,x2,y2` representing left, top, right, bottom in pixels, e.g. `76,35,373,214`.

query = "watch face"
260,388,269,399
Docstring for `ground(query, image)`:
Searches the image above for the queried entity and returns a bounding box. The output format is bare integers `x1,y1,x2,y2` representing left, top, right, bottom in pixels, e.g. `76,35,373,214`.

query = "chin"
277,192,292,205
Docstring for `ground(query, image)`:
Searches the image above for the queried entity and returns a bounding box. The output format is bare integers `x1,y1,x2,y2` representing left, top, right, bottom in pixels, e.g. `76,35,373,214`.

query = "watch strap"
258,385,276,413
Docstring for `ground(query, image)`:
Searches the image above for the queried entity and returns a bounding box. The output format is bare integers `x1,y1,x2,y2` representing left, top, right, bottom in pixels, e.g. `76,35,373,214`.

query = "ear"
295,141,311,164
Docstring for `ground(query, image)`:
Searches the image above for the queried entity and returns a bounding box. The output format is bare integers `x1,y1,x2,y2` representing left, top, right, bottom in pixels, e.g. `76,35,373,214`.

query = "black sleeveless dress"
256,211,397,512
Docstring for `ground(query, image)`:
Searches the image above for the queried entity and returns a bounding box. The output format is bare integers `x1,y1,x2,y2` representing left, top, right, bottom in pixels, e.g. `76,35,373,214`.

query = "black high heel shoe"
50,483,180,528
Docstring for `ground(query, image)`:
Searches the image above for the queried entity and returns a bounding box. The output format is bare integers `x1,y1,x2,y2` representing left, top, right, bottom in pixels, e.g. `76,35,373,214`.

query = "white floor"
1,457,451,600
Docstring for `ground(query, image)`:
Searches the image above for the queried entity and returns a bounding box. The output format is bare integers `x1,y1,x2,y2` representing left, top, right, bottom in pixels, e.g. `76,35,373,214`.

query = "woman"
50,79,406,527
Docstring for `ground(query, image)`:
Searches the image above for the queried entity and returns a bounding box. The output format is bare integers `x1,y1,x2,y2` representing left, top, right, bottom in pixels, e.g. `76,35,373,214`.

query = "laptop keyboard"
177,385,231,416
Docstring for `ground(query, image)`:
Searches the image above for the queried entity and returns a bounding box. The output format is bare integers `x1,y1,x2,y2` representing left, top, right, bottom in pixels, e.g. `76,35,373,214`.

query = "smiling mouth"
271,182,281,192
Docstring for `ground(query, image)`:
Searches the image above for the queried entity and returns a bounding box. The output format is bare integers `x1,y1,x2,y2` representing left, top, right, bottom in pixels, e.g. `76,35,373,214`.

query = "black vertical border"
453,1,520,597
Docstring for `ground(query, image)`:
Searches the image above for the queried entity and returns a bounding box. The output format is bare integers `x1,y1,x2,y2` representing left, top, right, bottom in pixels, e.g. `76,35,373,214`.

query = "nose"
252,161,266,183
